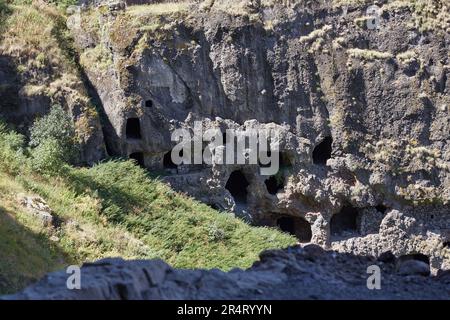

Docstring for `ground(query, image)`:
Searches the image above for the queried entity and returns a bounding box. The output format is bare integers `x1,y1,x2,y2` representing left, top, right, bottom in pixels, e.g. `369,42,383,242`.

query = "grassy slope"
0,159,296,295
0,173,66,294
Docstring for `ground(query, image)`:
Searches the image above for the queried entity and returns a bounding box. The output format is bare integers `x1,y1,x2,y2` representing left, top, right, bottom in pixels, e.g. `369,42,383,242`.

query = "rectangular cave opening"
145,99,153,108
277,216,312,243
330,205,359,238
313,136,333,165
225,170,249,204
126,118,142,140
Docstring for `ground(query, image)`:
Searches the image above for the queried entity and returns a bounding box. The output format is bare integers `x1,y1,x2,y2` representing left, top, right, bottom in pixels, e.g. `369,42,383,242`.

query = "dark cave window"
209,203,221,211
129,152,145,168
375,205,388,214
277,216,312,243
163,150,183,169
126,118,142,140
399,254,430,266
444,242,450,249
280,152,293,168
313,136,333,165
225,170,249,204
278,217,295,235
330,205,359,236
145,100,153,108
265,176,284,195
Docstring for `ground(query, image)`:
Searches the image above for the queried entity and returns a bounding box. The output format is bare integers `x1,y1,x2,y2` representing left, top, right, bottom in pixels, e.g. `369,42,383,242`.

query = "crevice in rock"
330,205,359,237
129,152,145,168
145,99,153,108
126,118,142,140
163,150,178,169
277,216,312,243
399,254,430,265
375,204,388,214
313,136,332,165
265,176,284,195
225,170,249,204
397,254,431,276
280,152,293,168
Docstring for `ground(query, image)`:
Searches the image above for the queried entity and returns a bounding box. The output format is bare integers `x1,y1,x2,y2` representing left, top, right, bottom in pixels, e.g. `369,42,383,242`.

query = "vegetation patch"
347,48,393,61
0,119,296,294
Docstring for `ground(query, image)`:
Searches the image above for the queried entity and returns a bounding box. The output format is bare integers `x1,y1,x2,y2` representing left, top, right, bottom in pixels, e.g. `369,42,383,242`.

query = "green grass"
0,125,296,295
0,174,66,295
347,48,393,61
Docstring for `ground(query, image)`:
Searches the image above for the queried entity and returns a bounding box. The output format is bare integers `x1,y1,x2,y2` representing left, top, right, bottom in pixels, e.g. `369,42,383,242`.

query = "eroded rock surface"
67,0,450,270
4,245,450,300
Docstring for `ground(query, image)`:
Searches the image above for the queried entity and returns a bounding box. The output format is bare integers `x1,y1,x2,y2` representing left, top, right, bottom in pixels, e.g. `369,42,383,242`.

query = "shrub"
31,138,66,174
348,48,393,61
208,223,227,242
0,121,28,174
0,0,10,15
30,105,78,164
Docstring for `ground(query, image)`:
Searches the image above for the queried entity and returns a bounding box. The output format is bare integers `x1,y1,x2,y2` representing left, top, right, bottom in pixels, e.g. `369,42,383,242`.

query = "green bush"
30,105,78,164
31,138,67,174
0,121,28,174
0,0,10,15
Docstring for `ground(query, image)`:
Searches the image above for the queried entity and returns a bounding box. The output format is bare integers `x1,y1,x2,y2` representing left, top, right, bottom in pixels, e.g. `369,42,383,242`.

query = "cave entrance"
277,216,312,243
225,170,249,204
399,254,430,266
313,136,332,165
145,100,153,108
126,118,142,140
129,152,145,168
444,242,450,248
398,254,431,276
265,176,284,195
375,204,388,214
163,150,180,169
330,205,359,237
280,152,293,168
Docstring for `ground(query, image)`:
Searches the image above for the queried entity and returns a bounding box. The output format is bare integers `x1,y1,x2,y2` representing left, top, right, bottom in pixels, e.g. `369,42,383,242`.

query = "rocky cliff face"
5,245,450,300
0,3,106,164
66,0,449,273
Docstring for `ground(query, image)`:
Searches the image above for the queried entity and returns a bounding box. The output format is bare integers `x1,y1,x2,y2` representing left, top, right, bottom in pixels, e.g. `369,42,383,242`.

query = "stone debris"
18,194,54,227
4,245,449,300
